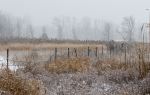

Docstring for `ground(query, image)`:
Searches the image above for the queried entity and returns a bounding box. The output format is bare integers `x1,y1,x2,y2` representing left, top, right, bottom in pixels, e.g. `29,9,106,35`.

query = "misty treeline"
0,11,146,43
0,12,34,41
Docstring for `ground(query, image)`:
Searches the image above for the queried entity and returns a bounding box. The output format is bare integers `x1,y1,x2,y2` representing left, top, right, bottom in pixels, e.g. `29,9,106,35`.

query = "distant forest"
0,11,147,43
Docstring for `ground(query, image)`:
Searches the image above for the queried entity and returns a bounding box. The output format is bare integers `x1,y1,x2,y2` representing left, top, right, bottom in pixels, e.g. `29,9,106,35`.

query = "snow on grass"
0,55,18,71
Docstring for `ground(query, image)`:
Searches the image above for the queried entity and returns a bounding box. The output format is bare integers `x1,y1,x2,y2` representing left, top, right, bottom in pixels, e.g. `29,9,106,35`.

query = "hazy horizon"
0,0,149,41
0,0,149,26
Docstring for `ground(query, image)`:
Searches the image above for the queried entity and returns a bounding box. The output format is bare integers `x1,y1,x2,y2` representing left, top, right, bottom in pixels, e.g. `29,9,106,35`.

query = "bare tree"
104,22,112,41
15,18,23,38
41,26,49,40
81,17,92,40
71,18,77,40
0,12,14,40
121,16,135,43
26,24,34,39
52,17,64,40
93,19,106,40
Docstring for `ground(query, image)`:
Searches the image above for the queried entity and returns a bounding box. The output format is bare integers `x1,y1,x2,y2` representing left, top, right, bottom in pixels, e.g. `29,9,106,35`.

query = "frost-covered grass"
0,47,150,95
0,56,19,71
19,56,149,95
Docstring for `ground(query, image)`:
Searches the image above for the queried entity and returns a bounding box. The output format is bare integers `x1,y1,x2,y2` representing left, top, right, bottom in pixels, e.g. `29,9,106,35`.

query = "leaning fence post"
7,49,9,70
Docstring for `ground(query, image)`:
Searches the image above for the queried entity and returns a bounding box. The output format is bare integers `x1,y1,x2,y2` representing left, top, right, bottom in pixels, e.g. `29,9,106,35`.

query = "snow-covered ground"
0,56,18,71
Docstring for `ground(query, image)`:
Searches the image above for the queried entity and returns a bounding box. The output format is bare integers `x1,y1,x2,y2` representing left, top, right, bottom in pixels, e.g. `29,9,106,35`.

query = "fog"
0,0,149,41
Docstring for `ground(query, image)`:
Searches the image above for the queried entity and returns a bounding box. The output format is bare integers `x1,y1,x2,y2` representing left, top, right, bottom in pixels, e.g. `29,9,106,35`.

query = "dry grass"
135,46,150,79
0,43,105,51
20,50,47,76
94,58,128,75
0,69,41,95
45,57,91,74
140,77,150,94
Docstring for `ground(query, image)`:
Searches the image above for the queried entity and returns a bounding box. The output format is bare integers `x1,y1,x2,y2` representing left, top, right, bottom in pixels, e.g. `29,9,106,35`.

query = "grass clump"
46,57,90,74
0,69,41,95
94,58,128,75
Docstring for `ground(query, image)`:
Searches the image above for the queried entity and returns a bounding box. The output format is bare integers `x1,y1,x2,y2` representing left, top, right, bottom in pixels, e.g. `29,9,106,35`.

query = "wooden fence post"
88,47,90,57
125,47,127,64
68,48,70,58
95,47,98,57
74,48,77,57
113,48,115,56
7,49,9,70
109,47,112,58
55,48,57,61
102,46,104,56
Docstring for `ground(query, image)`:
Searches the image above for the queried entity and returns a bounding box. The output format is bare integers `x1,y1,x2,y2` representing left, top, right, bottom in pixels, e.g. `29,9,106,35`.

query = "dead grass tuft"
94,58,128,75
0,69,41,95
45,57,91,74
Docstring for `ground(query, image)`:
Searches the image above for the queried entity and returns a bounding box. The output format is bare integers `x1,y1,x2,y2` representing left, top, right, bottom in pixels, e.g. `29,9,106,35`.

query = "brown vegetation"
0,43,106,51
0,42,150,95
94,58,128,75
0,69,42,95
45,57,91,74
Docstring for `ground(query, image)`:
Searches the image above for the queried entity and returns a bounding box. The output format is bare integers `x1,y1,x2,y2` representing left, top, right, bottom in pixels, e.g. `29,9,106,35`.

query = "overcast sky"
0,0,149,26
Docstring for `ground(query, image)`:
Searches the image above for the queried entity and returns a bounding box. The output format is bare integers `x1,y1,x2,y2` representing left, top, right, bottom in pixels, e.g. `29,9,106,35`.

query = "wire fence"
0,46,150,94
0,45,150,70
